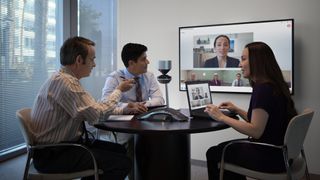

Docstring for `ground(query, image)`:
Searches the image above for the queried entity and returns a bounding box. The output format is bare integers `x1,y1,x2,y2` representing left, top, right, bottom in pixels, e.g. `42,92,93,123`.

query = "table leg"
134,133,190,180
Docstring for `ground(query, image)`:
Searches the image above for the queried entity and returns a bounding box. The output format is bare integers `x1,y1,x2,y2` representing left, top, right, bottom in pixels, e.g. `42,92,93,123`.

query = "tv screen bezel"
179,19,294,94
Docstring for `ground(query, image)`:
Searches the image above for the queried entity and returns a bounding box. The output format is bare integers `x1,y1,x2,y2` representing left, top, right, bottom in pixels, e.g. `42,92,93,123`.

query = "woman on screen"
203,35,240,68
204,42,297,180
209,73,222,86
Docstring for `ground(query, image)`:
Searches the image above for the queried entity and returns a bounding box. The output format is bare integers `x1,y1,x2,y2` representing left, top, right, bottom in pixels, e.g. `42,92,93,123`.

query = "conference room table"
94,109,235,180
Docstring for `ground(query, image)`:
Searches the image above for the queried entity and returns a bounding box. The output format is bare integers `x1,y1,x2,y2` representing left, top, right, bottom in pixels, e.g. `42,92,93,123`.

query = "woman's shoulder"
253,82,274,95
205,56,218,62
227,56,239,61
204,57,218,67
254,82,273,88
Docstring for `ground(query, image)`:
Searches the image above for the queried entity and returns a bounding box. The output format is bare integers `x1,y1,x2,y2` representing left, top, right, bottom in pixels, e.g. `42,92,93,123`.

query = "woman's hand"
219,101,238,112
204,104,226,121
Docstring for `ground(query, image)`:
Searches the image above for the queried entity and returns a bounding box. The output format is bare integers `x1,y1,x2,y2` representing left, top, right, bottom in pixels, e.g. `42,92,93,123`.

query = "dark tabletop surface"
94,109,237,135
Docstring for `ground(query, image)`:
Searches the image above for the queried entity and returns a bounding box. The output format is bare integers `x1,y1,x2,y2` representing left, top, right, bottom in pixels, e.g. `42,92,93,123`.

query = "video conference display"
179,19,294,93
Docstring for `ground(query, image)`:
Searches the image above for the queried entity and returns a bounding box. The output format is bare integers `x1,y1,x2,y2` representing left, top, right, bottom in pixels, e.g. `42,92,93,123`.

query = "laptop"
185,81,235,119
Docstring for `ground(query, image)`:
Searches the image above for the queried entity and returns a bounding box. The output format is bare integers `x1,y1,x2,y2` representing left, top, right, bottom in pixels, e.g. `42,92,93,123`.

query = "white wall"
117,0,320,174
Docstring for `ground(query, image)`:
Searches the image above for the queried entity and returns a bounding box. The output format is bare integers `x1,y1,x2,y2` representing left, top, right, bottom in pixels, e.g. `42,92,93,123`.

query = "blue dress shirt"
101,69,165,110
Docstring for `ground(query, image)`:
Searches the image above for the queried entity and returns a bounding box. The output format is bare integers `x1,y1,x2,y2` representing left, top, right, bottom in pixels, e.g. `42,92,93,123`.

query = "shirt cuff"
113,107,123,115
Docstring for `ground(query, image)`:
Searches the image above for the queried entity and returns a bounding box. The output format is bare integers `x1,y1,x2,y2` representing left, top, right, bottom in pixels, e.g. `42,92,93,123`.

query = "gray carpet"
0,154,209,180
1,154,319,180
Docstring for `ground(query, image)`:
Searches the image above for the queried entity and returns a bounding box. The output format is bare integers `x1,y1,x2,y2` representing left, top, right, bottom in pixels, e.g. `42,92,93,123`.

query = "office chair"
17,108,101,180
219,109,314,180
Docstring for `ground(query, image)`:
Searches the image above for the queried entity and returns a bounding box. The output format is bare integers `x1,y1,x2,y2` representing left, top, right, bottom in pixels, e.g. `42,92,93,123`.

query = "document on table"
104,115,134,121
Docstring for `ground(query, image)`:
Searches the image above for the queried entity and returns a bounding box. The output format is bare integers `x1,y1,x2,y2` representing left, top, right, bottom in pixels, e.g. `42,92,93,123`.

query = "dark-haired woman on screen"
205,42,297,180
203,35,240,68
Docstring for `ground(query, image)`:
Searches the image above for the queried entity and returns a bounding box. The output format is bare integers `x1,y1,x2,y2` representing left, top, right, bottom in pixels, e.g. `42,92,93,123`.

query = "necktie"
134,77,142,102
237,80,240,86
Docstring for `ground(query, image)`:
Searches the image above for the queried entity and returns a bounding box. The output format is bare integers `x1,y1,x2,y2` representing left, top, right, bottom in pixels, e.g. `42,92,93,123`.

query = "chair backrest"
284,108,314,160
16,108,35,146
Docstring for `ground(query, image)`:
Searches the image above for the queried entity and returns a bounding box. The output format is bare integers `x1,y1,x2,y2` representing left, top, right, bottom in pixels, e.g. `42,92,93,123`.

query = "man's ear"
75,55,83,64
128,59,135,66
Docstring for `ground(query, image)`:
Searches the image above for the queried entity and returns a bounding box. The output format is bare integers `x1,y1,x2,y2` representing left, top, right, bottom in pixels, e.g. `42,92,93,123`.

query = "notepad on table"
105,115,134,121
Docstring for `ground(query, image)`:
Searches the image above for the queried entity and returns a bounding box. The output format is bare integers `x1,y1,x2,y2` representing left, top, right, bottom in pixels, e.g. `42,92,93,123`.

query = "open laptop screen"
186,82,212,110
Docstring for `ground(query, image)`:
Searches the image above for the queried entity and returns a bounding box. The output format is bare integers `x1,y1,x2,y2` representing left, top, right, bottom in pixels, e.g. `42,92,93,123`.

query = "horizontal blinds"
0,0,60,155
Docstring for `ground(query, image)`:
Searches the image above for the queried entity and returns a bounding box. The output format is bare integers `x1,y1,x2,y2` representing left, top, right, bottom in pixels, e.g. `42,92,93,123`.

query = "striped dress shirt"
31,67,121,144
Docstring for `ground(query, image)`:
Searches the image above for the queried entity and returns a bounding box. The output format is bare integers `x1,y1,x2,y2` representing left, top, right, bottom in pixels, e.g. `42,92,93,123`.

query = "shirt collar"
124,68,142,79
60,66,78,80
59,66,79,83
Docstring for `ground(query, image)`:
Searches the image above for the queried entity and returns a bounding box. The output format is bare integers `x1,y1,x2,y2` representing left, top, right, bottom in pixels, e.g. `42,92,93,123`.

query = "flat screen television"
179,19,294,94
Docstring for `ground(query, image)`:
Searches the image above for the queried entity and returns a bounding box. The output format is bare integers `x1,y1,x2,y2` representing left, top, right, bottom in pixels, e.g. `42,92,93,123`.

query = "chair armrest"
224,140,283,150
219,140,284,180
221,140,284,162
30,143,99,176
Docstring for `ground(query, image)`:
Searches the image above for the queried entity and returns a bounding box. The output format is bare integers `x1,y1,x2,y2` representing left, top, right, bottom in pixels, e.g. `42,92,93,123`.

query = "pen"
120,76,136,84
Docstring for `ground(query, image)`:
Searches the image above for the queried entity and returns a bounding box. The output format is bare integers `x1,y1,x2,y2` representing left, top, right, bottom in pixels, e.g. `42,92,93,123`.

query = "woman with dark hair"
203,35,240,68
205,42,297,180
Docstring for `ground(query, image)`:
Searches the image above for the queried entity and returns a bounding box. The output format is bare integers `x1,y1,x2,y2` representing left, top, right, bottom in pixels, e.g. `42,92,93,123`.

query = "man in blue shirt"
101,43,164,179
101,43,165,142
231,73,244,87
102,43,164,115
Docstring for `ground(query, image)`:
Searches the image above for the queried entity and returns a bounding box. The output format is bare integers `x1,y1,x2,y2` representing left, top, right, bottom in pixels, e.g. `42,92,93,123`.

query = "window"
0,0,62,160
0,0,118,160
78,0,118,99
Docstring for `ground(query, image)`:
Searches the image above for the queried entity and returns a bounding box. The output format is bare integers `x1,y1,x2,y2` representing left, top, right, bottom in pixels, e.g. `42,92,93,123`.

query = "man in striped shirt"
31,36,134,180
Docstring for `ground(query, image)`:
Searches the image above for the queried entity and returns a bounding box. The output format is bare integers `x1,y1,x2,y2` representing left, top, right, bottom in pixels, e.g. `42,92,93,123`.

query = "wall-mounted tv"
179,19,294,94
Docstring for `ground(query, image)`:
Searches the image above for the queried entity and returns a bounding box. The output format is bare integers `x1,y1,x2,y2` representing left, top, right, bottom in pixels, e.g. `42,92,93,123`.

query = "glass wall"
78,0,117,99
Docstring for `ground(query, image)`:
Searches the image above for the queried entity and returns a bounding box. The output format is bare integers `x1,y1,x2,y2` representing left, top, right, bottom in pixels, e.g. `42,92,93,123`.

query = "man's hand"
117,79,135,92
123,102,148,115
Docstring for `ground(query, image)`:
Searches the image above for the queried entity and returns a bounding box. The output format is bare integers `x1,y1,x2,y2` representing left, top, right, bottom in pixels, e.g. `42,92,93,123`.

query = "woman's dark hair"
245,41,297,120
60,36,95,65
121,43,147,67
213,35,230,47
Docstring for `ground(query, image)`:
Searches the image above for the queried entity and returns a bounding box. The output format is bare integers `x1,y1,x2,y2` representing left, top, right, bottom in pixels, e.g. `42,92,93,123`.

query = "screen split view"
179,19,293,94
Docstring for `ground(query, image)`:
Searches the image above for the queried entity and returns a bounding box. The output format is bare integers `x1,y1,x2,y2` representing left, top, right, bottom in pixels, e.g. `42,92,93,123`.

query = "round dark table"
94,109,234,180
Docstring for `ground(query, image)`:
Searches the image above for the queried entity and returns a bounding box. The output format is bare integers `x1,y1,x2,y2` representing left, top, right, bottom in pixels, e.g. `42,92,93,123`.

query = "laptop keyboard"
192,109,211,118
192,108,236,119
